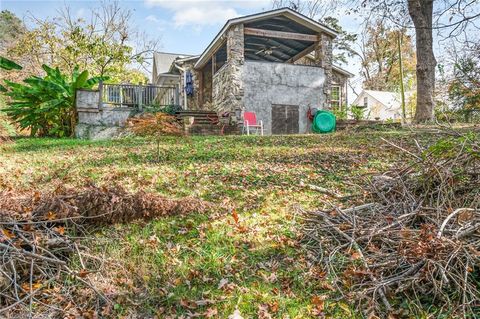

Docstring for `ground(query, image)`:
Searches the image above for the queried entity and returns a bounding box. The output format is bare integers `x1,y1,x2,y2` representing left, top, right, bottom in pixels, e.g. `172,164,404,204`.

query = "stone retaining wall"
75,89,136,140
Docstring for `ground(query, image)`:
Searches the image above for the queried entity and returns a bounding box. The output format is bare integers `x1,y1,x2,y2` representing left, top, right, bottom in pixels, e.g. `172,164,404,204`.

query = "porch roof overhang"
194,7,338,69
332,65,355,78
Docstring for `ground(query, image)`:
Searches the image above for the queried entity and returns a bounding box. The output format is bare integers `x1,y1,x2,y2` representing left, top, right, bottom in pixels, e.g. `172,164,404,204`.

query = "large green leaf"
85,76,110,88
74,70,89,89
4,64,103,137
41,65,64,84
4,80,27,91
38,99,64,111
0,56,22,70
0,84,7,92
72,66,80,82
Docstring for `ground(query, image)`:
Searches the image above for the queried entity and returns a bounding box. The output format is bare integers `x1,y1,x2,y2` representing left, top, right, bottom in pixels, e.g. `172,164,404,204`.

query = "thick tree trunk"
408,0,436,123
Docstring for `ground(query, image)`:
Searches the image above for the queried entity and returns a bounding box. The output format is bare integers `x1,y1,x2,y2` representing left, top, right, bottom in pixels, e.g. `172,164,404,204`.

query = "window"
331,86,341,109
363,96,368,108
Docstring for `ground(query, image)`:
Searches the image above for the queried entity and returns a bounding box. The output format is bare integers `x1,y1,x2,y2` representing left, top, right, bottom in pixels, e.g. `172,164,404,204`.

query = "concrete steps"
175,110,240,135
175,110,219,125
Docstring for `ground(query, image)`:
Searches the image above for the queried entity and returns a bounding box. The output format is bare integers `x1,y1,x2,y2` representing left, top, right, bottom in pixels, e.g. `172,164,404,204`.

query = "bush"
127,113,184,162
332,106,348,120
350,105,367,120
1,56,107,137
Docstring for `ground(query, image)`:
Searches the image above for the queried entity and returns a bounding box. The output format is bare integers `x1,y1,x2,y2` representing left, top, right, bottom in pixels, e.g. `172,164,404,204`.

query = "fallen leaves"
204,307,218,318
311,295,327,316
0,131,421,317
232,209,239,224
217,278,229,290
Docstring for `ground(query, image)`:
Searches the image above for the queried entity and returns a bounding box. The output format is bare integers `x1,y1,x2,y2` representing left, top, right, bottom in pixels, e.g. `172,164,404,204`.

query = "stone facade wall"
242,61,326,135
314,33,333,108
75,89,136,140
211,24,245,121
202,67,213,106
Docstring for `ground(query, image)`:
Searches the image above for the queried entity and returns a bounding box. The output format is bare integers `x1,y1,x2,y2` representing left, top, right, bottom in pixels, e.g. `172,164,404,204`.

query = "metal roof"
194,7,338,69
153,52,192,75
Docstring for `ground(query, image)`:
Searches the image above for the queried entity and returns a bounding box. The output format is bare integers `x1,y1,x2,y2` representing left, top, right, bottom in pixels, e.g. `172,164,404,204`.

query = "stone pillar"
227,24,244,65
213,23,244,122
314,33,333,109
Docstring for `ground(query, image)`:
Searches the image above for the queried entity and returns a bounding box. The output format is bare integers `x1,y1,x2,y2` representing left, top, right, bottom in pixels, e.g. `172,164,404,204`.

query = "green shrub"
1,57,108,137
350,105,367,120
332,106,348,120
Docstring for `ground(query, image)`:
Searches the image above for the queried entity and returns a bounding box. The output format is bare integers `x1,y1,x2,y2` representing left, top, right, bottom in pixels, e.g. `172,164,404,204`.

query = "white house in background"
352,90,414,121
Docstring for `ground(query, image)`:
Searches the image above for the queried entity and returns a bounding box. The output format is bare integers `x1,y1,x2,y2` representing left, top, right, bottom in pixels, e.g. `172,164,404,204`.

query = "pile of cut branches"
0,185,211,316
302,131,480,317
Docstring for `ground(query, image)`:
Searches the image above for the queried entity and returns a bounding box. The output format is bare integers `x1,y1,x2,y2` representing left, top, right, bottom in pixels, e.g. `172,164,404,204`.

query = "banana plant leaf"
0,57,22,71
4,63,111,137
74,70,89,89
86,76,110,88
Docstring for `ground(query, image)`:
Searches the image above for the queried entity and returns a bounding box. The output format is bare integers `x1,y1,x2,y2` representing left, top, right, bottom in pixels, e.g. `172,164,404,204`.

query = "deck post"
98,81,103,109
138,85,143,111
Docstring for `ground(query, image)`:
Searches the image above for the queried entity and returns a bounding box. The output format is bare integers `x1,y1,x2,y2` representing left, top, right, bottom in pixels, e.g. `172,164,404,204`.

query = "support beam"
244,27,319,42
212,54,216,75
286,43,316,63
244,53,263,61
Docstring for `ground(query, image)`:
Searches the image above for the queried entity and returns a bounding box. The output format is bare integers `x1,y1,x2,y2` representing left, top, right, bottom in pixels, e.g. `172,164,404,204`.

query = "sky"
1,0,363,58
1,0,278,55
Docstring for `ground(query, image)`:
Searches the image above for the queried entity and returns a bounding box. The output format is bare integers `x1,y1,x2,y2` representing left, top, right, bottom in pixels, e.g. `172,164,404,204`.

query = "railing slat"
100,83,179,110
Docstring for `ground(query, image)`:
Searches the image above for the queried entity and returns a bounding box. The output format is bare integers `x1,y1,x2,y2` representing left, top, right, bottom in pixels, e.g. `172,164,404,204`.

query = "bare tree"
271,0,341,20
9,1,160,81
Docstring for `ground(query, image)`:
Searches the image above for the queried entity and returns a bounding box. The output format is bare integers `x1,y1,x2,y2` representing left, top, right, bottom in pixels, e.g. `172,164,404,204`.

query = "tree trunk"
408,0,436,123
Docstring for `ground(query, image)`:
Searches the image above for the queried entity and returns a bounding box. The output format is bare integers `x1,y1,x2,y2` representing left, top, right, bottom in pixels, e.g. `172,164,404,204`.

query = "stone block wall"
75,89,136,140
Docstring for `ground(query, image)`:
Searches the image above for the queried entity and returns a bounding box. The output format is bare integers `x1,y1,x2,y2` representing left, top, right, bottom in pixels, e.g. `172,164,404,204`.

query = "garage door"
271,104,299,134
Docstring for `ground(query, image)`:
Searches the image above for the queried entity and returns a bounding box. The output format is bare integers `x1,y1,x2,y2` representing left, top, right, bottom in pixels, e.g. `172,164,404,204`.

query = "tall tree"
7,1,158,83
0,11,28,83
0,10,25,50
358,18,416,91
272,0,340,20
407,0,436,122
447,40,480,116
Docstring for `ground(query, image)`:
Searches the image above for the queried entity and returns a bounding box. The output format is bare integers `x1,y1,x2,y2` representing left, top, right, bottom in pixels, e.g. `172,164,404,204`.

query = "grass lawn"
0,131,436,318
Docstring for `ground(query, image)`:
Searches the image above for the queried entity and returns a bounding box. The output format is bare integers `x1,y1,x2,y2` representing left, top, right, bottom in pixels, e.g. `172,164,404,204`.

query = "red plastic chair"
243,111,264,136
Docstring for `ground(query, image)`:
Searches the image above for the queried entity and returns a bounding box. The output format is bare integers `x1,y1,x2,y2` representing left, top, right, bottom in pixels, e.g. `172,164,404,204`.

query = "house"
152,7,353,135
352,90,414,121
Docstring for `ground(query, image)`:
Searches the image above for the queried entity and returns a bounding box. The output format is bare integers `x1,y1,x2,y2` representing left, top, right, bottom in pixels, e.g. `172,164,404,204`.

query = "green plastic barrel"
312,110,336,133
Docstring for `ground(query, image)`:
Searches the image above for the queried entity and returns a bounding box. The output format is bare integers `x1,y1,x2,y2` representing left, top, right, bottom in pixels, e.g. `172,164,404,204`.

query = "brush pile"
303,132,480,316
0,185,211,315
